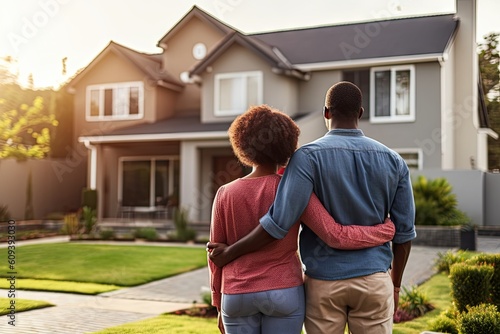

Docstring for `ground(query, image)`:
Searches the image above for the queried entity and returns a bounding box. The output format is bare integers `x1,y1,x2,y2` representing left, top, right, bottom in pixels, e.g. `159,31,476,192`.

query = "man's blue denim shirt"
260,129,416,281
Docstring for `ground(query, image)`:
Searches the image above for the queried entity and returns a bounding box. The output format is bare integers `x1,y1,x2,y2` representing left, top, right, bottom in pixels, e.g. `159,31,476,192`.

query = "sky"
0,0,499,89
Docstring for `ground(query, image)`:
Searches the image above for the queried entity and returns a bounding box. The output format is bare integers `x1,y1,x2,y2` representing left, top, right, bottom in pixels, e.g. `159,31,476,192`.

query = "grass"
94,314,219,334
0,297,53,315
0,278,120,295
96,273,453,334
0,243,207,293
393,273,452,334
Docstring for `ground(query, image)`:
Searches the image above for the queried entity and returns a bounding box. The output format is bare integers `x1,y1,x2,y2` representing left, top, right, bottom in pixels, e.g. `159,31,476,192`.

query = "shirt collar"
326,129,365,137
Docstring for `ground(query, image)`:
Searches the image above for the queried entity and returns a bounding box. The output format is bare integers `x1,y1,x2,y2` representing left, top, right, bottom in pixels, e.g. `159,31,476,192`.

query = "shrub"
429,313,458,334
457,303,500,334
435,250,473,274
81,206,97,234
466,254,500,307
412,175,469,226
0,204,11,221
134,227,158,241
450,263,494,312
398,285,434,318
63,213,80,235
173,207,197,242
99,229,115,240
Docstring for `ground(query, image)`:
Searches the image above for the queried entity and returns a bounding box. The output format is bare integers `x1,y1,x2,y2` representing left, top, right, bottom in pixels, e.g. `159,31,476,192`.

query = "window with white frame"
370,65,415,123
86,81,144,120
118,157,179,208
395,149,422,170
214,71,263,116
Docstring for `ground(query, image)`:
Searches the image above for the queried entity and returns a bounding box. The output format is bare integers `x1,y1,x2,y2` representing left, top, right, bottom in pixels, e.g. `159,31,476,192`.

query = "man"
208,81,416,333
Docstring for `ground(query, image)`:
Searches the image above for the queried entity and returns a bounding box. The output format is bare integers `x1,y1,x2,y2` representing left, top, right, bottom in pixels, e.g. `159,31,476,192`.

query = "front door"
211,155,248,200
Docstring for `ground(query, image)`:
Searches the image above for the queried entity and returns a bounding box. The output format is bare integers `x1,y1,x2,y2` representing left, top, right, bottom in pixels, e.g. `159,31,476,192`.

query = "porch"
96,217,210,240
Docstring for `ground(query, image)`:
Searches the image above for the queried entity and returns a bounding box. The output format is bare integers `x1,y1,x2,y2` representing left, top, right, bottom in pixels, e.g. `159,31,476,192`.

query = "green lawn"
94,314,219,334
0,243,207,293
97,273,453,334
393,273,452,334
0,278,120,295
0,297,53,315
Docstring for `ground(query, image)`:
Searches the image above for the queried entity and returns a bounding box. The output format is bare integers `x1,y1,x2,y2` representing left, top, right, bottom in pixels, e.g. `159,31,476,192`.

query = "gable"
162,15,229,78
71,51,145,89
67,42,183,92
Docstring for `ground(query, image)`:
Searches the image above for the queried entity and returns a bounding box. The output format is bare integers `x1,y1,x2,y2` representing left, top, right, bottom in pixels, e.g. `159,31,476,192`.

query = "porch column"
83,140,103,220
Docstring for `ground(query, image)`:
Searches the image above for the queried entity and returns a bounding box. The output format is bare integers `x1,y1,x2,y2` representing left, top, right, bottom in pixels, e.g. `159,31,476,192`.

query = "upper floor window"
214,71,263,117
86,81,144,121
343,69,370,120
370,65,415,123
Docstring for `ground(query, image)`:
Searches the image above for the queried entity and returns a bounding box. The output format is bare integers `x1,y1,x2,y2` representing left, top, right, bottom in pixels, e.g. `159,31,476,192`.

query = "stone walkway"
0,236,498,333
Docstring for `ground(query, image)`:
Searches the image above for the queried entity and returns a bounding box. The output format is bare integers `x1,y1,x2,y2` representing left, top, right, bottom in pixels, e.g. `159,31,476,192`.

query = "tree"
0,96,58,159
479,33,500,170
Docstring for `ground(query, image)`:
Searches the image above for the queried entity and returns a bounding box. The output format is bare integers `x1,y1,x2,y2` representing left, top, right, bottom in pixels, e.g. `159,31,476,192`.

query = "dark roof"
67,41,184,89
250,14,459,64
105,115,232,136
110,42,184,87
190,31,306,78
100,113,311,137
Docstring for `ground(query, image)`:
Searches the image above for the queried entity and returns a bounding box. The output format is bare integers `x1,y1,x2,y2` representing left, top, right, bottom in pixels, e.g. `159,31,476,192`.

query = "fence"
0,158,86,220
413,169,500,227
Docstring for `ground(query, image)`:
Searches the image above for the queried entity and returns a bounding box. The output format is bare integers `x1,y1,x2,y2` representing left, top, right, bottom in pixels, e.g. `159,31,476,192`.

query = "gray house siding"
358,62,442,169
298,70,342,115
200,44,300,123
295,62,442,169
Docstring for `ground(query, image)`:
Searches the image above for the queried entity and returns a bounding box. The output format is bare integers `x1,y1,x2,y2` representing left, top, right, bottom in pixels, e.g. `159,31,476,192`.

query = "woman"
209,105,394,334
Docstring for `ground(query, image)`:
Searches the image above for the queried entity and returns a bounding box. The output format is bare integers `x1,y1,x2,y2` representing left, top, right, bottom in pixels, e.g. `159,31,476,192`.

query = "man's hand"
206,242,231,267
207,225,277,268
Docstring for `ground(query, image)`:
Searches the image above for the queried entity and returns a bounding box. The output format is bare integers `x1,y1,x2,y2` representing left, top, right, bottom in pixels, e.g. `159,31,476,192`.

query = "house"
68,0,497,225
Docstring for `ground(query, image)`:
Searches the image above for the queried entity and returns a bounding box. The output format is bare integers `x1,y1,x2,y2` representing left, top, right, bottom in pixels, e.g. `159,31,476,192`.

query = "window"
86,82,144,120
395,149,422,170
119,157,179,208
343,69,370,120
214,71,263,116
370,66,415,123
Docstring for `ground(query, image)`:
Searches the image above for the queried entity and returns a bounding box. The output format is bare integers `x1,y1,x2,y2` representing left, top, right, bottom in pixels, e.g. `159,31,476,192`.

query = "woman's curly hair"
228,105,300,167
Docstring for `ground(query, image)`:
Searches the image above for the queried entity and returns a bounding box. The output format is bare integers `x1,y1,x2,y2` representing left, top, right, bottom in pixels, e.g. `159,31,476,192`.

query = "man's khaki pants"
304,272,394,334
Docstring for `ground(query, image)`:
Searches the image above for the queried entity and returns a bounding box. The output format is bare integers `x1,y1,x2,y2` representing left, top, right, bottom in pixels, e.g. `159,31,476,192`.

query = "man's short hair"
325,81,363,119
228,105,300,167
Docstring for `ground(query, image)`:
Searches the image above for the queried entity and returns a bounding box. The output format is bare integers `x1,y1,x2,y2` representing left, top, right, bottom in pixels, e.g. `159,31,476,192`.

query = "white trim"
369,65,415,123
79,131,229,144
214,71,263,116
83,140,97,189
479,128,499,140
85,81,144,121
295,54,443,71
394,148,423,170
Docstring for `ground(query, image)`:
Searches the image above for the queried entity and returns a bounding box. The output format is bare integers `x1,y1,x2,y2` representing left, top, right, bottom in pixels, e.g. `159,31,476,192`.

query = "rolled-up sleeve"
260,149,314,239
390,163,417,244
